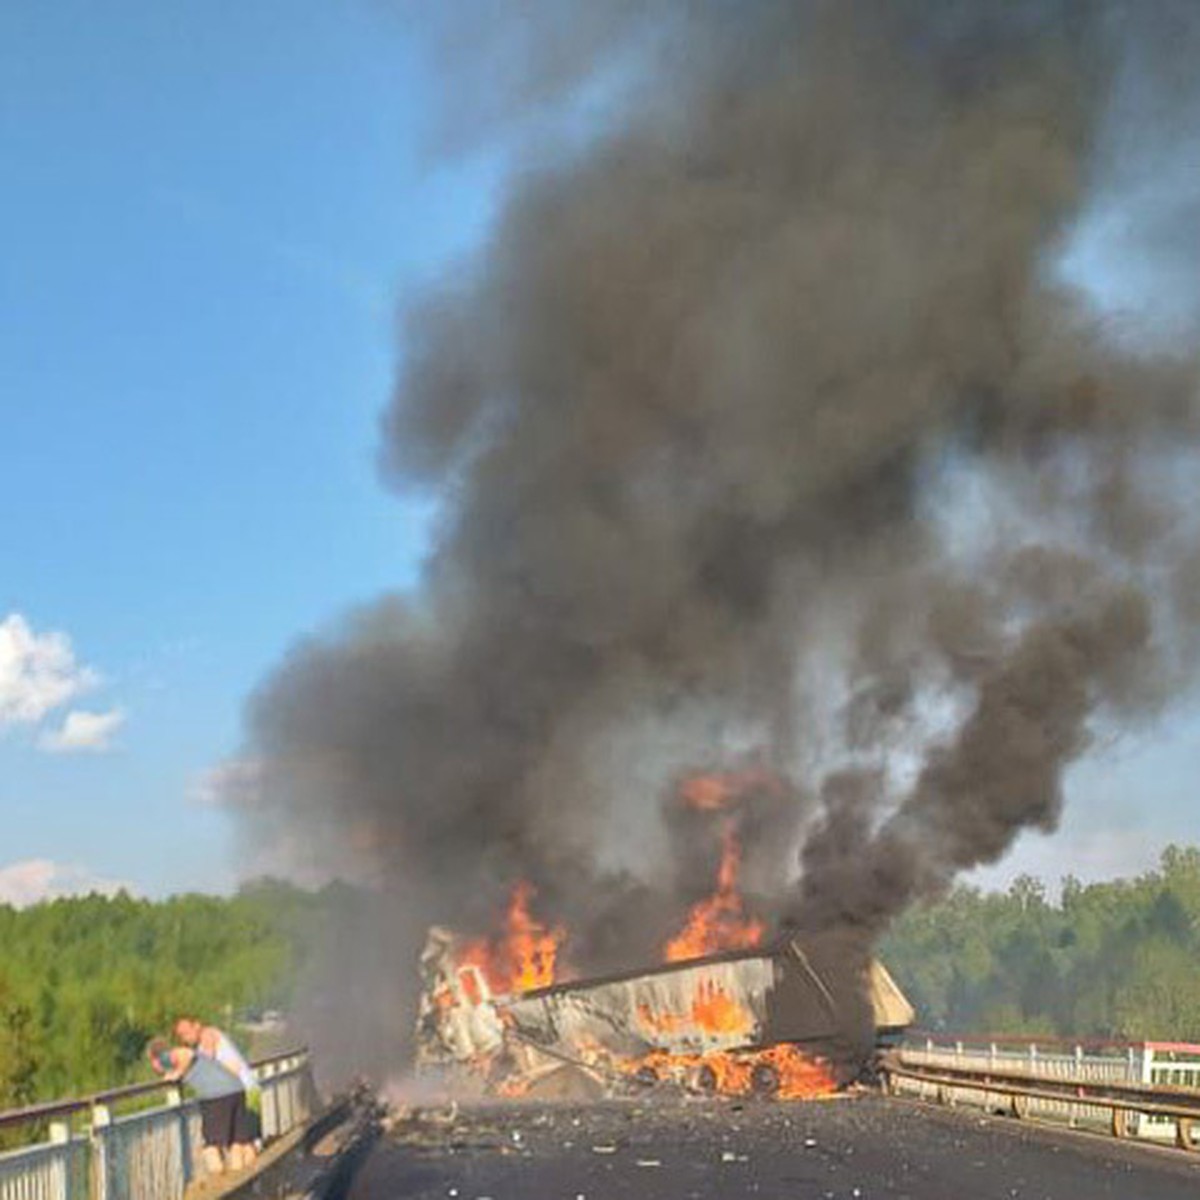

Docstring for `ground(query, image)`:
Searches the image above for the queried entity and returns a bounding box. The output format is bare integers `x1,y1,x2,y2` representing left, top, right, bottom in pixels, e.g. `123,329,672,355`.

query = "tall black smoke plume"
237,1,1200,1073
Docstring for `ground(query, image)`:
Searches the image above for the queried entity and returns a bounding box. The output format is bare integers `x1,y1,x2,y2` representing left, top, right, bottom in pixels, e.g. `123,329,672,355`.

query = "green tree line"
883,844,1200,1042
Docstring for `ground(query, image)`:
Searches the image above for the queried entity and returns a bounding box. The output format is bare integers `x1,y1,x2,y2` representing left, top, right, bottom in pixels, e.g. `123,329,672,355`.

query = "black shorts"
199,1092,260,1148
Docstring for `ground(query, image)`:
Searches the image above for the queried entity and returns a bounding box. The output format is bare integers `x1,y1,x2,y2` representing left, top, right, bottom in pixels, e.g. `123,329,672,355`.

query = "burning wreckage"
415,927,913,1101
414,774,914,1101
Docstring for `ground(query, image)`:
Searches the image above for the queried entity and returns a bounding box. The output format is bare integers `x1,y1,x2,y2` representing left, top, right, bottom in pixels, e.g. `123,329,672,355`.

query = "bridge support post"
44,1120,71,1200
1070,1045,1083,1127
91,1102,112,1200
1176,1116,1195,1151
1111,1106,1134,1139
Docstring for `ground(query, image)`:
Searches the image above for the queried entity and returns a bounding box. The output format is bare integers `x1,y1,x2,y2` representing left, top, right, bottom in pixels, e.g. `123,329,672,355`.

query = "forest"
1,846,1197,1107
882,844,1200,1041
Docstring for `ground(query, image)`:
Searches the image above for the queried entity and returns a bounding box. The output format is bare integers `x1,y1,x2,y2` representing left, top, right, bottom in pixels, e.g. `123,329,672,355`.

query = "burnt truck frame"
415,931,914,1095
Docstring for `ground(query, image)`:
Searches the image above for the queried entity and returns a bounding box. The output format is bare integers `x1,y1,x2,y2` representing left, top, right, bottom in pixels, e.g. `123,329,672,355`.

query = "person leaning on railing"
173,1015,263,1144
147,1038,257,1176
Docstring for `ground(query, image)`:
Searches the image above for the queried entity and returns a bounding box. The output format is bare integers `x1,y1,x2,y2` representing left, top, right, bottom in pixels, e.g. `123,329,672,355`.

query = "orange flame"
635,979,756,1040
757,1044,840,1100
457,882,565,994
676,765,782,812
617,1044,836,1100
664,819,765,962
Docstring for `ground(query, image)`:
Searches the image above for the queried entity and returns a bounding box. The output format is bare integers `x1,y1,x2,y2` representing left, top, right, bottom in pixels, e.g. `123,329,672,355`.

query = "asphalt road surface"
349,1093,1200,1200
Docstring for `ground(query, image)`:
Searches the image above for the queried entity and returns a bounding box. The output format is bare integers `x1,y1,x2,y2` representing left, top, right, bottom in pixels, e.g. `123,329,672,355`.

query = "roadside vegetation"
884,845,1200,1042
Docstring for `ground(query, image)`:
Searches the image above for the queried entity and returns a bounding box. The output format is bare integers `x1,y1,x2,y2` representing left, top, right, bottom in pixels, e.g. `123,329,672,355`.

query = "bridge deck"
352,1093,1200,1199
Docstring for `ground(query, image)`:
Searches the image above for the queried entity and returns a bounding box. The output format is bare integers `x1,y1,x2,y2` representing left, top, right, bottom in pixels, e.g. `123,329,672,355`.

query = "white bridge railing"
890,1033,1200,1147
0,1048,314,1200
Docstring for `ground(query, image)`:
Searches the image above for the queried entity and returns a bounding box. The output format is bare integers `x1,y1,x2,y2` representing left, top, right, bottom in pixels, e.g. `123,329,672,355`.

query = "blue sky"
1,2,1197,903
1,1,501,895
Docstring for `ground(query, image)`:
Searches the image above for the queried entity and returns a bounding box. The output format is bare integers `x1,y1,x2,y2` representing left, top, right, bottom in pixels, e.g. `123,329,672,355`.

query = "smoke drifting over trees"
235,2,1200,1069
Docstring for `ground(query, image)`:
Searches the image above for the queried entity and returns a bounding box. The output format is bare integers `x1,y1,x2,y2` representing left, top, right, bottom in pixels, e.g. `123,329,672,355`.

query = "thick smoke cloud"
241,1,1200,1073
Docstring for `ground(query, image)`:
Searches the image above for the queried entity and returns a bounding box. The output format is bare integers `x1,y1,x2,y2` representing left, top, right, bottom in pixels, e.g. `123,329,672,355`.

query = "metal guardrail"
0,1048,315,1200
882,1047,1200,1152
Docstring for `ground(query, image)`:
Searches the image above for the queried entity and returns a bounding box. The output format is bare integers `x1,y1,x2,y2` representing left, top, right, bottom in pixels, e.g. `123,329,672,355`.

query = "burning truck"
413,771,914,1100
415,925,913,1100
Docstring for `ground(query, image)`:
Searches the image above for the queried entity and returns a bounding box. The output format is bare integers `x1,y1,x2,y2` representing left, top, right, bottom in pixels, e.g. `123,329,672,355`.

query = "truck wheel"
633,1064,659,1088
751,1063,780,1097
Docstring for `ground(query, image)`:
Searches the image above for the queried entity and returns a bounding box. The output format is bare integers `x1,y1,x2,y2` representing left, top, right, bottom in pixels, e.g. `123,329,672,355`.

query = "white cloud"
0,613,97,725
0,859,133,908
38,708,126,753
